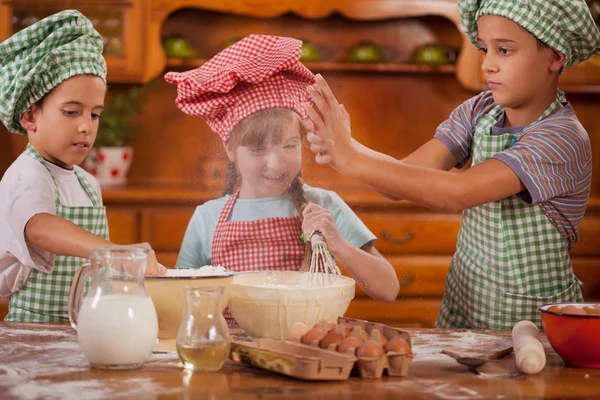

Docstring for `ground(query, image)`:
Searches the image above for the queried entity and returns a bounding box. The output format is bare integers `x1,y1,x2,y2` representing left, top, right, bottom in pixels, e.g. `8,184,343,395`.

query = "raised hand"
304,75,356,171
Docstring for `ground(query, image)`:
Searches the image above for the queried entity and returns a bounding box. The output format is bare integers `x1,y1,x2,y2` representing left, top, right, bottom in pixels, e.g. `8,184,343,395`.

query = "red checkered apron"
212,190,305,324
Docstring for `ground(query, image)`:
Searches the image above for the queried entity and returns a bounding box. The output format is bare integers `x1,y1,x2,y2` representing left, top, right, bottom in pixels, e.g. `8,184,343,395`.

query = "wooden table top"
1,322,598,400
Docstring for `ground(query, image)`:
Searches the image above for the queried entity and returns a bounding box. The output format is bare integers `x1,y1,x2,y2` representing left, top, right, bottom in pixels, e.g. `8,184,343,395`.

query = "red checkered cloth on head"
164,34,316,142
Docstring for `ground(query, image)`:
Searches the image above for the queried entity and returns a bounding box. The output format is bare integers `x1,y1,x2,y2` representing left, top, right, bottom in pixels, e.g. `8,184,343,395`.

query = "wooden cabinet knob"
398,273,415,288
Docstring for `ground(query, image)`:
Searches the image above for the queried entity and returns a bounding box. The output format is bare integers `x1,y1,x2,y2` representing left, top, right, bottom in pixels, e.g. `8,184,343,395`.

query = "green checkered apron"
436,91,584,330
5,144,108,322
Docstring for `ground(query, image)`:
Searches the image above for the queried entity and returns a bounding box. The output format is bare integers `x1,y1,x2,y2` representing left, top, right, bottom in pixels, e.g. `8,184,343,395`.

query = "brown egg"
561,305,587,316
350,326,369,341
546,305,562,314
369,329,388,346
337,336,363,354
286,322,310,342
301,328,327,346
384,338,411,355
357,339,385,358
335,324,351,337
313,320,336,332
319,331,345,350
583,306,600,315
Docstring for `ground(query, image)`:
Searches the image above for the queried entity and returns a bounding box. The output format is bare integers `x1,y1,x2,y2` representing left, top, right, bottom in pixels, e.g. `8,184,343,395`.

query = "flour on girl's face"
227,109,304,200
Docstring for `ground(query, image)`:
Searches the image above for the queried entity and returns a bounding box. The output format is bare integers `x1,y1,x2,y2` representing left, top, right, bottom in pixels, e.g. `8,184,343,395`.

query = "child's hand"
302,202,345,256
304,75,355,171
145,249,167,276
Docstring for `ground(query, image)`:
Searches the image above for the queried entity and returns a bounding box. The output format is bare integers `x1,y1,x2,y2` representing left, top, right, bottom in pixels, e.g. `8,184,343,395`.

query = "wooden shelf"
166,58,456,74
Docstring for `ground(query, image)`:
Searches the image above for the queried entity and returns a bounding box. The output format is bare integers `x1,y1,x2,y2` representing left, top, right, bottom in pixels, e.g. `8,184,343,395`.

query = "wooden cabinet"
0,0,156,83
106,208,139,244
101,186,600,328
2,0,598,90
150,0,600,92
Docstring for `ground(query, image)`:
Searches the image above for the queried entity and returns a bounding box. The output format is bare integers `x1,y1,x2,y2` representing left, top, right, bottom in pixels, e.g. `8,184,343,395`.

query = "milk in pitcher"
77,293,158,368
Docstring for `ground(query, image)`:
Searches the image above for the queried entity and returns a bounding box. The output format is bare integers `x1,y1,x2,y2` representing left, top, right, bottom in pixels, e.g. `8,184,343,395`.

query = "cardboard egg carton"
229,338,356,381
336,317,414,378
229,317,414,380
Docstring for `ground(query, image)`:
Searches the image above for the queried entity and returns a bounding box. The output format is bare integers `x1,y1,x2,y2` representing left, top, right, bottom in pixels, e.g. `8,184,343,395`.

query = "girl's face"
226,113,303,199
21,75,106,169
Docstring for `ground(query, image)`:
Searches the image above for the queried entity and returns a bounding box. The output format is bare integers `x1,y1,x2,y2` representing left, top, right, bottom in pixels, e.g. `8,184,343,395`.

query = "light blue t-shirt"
176,185,376,269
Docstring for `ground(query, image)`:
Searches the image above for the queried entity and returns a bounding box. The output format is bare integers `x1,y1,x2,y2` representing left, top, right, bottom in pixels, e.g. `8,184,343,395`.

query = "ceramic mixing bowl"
229,271,355,340
540,302,600,368
145,268,234,340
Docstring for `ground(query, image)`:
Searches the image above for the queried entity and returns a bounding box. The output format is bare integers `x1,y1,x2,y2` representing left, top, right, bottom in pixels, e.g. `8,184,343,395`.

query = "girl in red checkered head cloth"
165,35,399,309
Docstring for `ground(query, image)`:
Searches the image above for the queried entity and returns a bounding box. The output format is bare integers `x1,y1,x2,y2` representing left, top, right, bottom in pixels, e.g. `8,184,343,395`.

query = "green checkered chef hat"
459,0,600,67
0,10,106,135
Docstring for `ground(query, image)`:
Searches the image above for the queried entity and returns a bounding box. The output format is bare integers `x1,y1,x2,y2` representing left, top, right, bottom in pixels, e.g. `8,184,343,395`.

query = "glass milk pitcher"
68,244,158,370
176,286,231,372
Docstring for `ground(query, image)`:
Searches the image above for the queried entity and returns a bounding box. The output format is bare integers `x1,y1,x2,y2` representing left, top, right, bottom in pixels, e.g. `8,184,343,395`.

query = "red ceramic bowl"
540,303,600,369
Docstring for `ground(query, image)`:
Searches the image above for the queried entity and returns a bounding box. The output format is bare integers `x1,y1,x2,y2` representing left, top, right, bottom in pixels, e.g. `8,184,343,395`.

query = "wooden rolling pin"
512,320,546,374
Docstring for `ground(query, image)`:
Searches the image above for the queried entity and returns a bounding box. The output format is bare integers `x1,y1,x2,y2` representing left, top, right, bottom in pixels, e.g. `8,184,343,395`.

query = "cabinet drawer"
570,216,600,257
344,255,450,299
141,208,195,251
345,256,599,300
357,212,460,255
106,208,139,244
345,298,441,328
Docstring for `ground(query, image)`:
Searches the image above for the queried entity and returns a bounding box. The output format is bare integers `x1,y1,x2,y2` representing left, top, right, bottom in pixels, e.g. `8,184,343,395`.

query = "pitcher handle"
68,263,92,330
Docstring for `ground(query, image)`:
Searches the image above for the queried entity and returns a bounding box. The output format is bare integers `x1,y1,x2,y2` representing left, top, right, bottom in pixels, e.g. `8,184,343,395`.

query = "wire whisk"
306,232,341,286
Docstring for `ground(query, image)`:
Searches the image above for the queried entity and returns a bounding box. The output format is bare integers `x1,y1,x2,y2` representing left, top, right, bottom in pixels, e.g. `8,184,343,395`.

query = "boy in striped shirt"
303,0,600,329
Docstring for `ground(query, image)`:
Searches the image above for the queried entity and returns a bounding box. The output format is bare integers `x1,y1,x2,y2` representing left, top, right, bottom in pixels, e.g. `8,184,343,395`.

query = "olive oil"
177,342,230,372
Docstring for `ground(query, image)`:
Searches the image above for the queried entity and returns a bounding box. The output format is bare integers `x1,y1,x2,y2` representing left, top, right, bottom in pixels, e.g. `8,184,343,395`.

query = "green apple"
300,42,320,62
162,36,198,59
411,44,453,65
347,42,384,63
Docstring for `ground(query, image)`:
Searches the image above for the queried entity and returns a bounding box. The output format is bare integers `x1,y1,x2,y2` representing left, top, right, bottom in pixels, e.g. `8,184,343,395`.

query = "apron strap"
73,169,101,207
25,144,62,206
216,189,240,224
24,143,100,207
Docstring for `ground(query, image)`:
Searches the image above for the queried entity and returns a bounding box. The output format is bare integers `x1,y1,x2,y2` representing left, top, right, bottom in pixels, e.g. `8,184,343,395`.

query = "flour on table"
8,377,181,400
377,379,485,399
0,328,72,338
411,331,512,363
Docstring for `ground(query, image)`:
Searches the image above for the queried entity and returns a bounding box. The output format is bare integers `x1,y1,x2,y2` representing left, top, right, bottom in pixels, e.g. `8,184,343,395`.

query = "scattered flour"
0,328,72,338
378,379,484,399
411,331,512,363
0,325,184,400
8,377,181,400
422,381,484,400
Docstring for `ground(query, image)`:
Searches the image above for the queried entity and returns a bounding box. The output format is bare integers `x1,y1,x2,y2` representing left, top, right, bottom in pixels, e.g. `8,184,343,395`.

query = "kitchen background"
1,0,599,327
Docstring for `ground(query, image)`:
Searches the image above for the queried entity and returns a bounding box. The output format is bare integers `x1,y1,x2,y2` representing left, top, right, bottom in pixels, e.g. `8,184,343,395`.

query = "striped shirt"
435,91,592,248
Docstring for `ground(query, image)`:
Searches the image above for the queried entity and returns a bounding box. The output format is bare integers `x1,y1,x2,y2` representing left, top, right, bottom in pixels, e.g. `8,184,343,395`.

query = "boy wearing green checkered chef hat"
303,0,600,330
0,10,165,322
